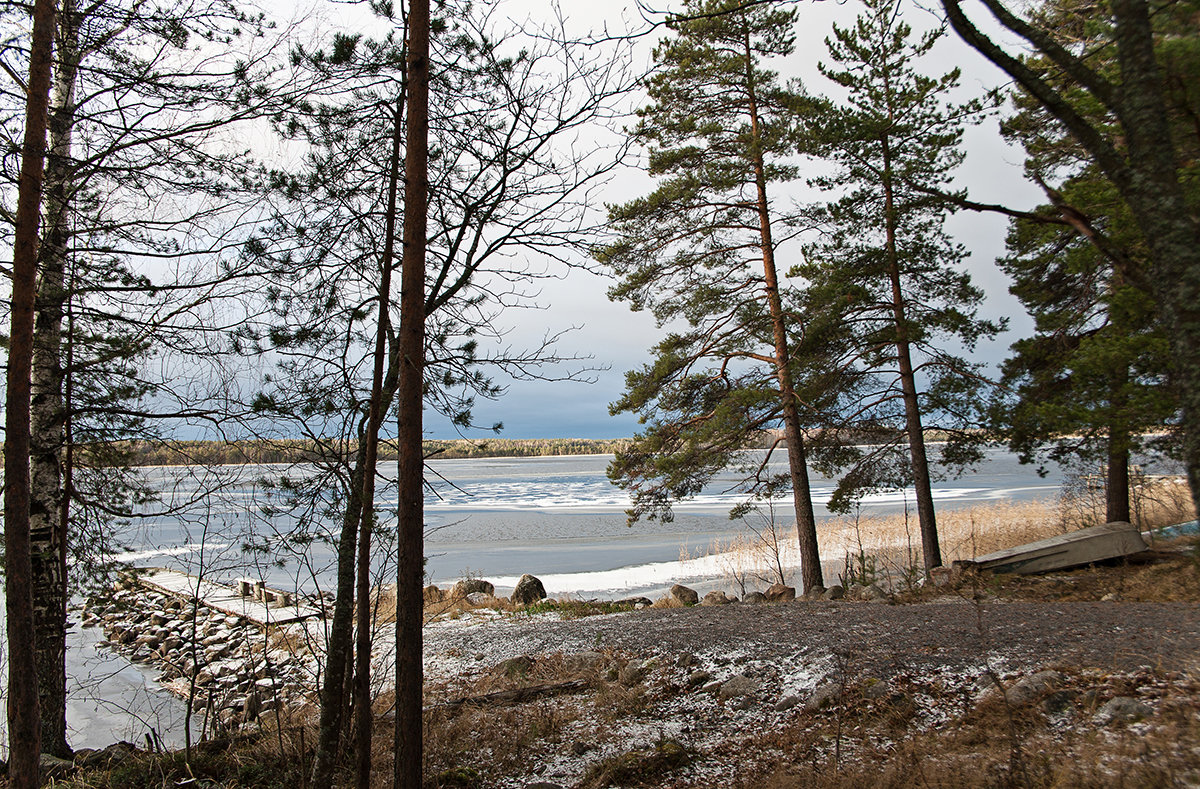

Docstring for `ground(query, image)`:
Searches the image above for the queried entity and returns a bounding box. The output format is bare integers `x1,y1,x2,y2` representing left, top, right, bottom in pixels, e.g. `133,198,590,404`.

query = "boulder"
765,583,796,602
774,694,801,711
1094,696,1153,725
823,585,846,601
801,585,826,601
510,574,548,605
452,578,495,599
700,590,733,606
614,596,653,609
718,674,759,699
497,655,534,678
687,670,712,687
1007,670,1068,706
742,591,768,604
669,584,699,606
805,680,842,711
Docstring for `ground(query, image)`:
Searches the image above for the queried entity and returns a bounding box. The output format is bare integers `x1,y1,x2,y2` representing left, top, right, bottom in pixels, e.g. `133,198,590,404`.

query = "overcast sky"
297,0,1046,440
417,0,1046,439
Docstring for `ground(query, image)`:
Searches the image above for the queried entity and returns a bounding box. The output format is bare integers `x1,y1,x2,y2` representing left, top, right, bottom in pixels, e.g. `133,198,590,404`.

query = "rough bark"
5,0,58,783
29,0,78,757
743,29,823,592
394,1,430,785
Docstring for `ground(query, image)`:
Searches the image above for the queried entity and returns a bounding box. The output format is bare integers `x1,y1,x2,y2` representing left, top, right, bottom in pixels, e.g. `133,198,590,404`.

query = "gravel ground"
425,598,1200,682
418,597,1200,787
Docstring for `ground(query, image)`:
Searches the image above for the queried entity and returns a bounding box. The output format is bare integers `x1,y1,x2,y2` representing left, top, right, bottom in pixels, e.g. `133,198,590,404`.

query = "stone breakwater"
82,587,320,733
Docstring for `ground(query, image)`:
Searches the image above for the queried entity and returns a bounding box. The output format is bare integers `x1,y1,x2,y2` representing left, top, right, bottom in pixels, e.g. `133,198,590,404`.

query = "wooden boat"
957,521,1149,575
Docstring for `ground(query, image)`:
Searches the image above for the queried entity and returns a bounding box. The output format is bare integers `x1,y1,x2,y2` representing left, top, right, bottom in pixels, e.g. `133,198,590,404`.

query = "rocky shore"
82,585,320,733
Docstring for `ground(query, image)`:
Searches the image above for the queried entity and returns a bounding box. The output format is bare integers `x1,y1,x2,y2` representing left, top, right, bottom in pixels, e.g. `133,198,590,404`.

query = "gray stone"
498,655,534,678
614,596,653,609
765,583,796,602
1007,670,1067,706
718,674,759,699
40,752,75,778
465,591,500,606
774,694,801,711
669,584,699,606
801,586,826,601
1094,696,1153,725
563,651,606,672
687,670,712,687
510,574,548,605
742,592,767,604
862,679,892,700
805,680,842,711
619,660,652,687
452,578,495,599
701,590,733,606
823,585,846,601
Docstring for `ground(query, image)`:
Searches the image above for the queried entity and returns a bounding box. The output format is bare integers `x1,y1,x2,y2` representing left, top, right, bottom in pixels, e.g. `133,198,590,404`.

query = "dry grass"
709,668,1200,789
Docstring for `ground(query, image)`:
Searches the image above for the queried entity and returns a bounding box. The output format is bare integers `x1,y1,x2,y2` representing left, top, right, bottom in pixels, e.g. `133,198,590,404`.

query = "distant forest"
115,437,638,466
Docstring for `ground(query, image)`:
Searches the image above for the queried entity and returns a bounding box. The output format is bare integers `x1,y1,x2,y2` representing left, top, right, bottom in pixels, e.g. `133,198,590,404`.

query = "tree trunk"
743,29,823,592
310,443,368,786
30,0,78,757
1107,0,1200,521
353,100,403,789
881,136,941,572
6,0,58,783
394,1,430,785
1106,432,1131,524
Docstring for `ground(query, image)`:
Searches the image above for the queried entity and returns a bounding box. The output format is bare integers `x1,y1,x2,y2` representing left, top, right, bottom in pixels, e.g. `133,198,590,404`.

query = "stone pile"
82,587,317,731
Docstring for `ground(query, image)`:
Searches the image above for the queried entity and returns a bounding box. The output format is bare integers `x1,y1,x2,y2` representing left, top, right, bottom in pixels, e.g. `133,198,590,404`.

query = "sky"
287,0,1046,441
419,0,1044,440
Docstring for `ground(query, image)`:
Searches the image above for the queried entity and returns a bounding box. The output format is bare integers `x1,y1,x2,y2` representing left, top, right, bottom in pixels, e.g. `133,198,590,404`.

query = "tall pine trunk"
1107,0,1200,520
394,0,430,784
744,30,823,592
882,137,941,572
30,0,79,757
6,0,58,781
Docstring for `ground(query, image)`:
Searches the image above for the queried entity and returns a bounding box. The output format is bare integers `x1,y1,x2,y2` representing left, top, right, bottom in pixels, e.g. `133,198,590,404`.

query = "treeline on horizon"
109,437,636,466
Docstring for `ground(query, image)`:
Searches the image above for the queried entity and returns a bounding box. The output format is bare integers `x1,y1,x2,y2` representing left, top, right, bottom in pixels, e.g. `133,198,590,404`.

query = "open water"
120,445,1073,599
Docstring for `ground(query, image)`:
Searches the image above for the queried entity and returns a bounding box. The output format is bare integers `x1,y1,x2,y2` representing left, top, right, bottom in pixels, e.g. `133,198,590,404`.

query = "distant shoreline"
112,437,636,467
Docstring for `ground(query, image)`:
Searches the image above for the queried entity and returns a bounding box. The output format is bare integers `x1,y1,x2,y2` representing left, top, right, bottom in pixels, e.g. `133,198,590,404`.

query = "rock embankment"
83,587,317,732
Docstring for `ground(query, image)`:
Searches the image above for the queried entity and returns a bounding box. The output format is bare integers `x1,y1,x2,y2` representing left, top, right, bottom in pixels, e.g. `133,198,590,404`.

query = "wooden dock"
135,567,322,628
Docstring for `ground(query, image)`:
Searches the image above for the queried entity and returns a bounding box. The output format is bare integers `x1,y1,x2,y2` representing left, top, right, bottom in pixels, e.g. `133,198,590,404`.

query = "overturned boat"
956,521,1149,575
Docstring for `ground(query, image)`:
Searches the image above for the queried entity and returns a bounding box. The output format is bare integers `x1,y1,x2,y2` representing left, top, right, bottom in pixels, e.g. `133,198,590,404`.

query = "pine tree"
794,0,1001,572
600,0,828,592
987,0,1190,522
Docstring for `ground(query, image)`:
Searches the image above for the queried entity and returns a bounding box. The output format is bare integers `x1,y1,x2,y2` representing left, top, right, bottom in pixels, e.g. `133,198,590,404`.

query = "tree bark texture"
743,29,823,592
6,0,58,782
30,0,79,757
394,1,430,785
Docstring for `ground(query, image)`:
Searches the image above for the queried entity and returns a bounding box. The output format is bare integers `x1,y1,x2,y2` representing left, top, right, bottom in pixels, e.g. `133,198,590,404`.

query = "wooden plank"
960,521,1149,575
135,567,321,627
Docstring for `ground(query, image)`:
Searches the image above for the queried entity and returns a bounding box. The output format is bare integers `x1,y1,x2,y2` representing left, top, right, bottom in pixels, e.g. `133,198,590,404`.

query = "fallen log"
427,679,589,712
